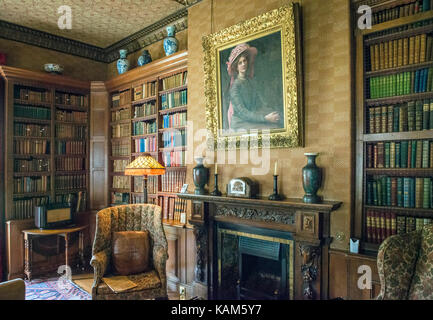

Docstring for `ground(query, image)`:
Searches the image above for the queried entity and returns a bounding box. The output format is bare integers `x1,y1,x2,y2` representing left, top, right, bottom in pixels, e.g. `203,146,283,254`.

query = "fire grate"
239,236,280,261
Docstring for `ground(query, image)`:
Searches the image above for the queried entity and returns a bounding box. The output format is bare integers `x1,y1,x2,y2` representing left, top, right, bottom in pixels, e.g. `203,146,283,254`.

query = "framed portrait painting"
203,3,303,149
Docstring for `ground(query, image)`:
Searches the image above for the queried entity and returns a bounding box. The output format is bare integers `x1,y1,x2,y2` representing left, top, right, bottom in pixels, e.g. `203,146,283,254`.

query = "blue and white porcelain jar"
117,49,129,74
163,26,178,56
137,49,152,66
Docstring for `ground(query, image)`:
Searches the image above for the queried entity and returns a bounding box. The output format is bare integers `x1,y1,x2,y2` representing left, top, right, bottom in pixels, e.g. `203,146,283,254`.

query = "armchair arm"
0,279,25,300
377,231,421,300
153,245,168,288
90,250,110,292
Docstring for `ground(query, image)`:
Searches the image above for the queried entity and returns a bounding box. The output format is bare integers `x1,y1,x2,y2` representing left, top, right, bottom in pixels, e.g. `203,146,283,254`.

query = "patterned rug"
25,277,91,300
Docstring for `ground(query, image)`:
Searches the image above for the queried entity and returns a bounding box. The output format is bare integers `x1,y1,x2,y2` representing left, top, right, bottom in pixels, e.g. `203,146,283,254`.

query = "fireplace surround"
177,194,342,300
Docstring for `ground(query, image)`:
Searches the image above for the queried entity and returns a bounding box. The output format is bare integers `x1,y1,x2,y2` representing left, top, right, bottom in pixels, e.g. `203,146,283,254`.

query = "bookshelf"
105,50,189,228
0,66,90,222
355,2,433,251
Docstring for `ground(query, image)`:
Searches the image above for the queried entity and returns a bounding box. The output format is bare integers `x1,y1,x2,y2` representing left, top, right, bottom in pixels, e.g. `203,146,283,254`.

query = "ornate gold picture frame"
202,3,303,149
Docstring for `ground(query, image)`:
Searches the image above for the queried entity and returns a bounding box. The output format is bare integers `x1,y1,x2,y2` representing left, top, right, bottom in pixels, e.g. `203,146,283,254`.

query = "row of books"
134,82,157,100
12,196,49,220
14,105,51,120
56,110,87,123
162,150,186,167
134,102,156,118
133,121,157,136
367,100,433,133
366,176,433,208
131,194,145,204
368,33,433,72
172,198,187,225
162,131,186,148
161,71,188,91
15,88,50,103
112,123,130,138
14,159,50,173
161,89,187,110
162,112,187,128
365,209,433,244
56,124,87,139
56,141,86,155
112,192,129,205
366,140,433,169
112,91,131,108
14,123,50,137
161,196,177,222
371,0,432,26
54,191,87,212
134,136,157,153
14,140,49,155
14,176,49,193
112,140,130,156
55,157,85,171
161,170,186,193
112,108,130,122
55,93,88,107
55,174,86,190
133,176,158,194
113,159,129,172
368,68,433,99
113,176,130,189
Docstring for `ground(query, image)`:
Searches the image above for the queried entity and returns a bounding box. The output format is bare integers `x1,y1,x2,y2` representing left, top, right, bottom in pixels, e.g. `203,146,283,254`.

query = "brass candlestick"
268,175,283,201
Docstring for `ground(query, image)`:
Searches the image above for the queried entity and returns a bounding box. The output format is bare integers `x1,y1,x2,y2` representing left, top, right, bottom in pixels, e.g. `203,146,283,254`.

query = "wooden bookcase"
354,3,433,252
0,66,90,222
105,50,189,228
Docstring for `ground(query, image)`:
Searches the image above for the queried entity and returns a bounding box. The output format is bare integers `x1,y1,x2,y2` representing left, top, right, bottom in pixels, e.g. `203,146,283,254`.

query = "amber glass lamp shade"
124,154,165,176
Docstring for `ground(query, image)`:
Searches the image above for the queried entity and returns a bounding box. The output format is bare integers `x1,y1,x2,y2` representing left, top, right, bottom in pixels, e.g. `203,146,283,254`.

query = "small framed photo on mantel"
180,184,188,193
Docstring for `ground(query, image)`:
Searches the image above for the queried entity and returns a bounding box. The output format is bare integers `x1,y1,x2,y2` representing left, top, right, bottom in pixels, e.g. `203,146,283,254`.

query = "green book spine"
377,179,383,206
390,142,396,168
373,181,378,205
370,78,374,99
406,71,411,94
394,74,399,96
422,140,430,168
395,142,401,168
423,178,431,209
386,177,392,206
416,139,422,168
411,140,417,168
385,142,390,168
427,67,433,92
382,176,387,205
411,71,415,93
401,141,409,168
415,177,423,208
408,101,415,131
367,181,372,205
388,106,393,132
382,106,387,133
416,100,423,130
423,99,430,129
403,177,410,208
397,177,403,207
410,178,416,208
393,105,399,132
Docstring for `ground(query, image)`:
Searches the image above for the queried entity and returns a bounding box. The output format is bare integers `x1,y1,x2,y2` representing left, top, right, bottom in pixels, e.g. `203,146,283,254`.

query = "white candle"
274,161,278,175
215,163,218,174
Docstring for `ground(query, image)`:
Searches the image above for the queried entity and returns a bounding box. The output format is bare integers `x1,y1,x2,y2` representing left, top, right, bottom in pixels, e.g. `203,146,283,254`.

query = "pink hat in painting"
226,43,258,79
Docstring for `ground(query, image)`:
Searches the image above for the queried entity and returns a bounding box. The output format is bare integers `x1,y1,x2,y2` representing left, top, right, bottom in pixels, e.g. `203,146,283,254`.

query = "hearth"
217,223,294,300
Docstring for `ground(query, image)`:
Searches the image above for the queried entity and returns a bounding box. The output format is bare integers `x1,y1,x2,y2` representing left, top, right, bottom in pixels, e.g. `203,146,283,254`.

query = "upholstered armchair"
90,204,168,300
0,279,25,300
377,224,433,300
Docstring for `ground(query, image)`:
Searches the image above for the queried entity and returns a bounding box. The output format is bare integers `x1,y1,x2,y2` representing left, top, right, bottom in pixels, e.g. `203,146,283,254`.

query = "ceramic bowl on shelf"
44,63,64,74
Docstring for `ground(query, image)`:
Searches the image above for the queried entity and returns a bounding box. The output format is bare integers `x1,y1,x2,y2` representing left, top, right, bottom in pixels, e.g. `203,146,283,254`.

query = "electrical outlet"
179,285,186,300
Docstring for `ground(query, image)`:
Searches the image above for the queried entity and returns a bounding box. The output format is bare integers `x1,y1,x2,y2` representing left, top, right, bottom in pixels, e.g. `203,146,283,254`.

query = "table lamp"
124,153,166,203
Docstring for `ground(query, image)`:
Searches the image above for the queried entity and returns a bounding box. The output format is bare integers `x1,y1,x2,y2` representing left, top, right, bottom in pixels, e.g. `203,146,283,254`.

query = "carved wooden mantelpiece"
177,194,342,300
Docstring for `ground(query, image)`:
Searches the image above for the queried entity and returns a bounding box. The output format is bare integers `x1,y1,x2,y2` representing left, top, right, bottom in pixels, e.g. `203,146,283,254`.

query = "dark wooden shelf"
165,166,187,170
13,172,51,177
365,168,433,176
14,136,51,140
55,137,88,141
55,188,87,194
110,188,131,193
14,154,50,158
131,151,158,157
111,136,130,141
55,170,87,175
364,205,433,217
159,146,186,152
14,117,51,124
132,95,157,105
366,92,433,106
14,99,51,108
55,154,87,158
55,120,87,126
159,105,187,115
13,192,50,198
363,130,433,141
110,172,126,176
365,60,433,78
158,191,180,196
55,104,88,111
111,104,131,111
131,133,157,139
131,114,157,122
159,126,186,132
159,84,187,96
110,119,130,125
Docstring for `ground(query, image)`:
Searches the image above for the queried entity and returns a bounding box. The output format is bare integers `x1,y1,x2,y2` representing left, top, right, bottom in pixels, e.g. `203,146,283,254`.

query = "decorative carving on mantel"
193,225,208,284
298,243,321,300
215,204,296,225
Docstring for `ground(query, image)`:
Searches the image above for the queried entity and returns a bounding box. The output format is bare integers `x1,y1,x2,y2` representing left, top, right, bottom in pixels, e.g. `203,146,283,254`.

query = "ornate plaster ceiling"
0,0,185,48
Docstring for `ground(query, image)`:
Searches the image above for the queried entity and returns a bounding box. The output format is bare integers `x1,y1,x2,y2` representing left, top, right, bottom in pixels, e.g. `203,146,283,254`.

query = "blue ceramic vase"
163,26,178,56
117,49,129,74
193,158,209,195
302,153,322,203
138,50,152,66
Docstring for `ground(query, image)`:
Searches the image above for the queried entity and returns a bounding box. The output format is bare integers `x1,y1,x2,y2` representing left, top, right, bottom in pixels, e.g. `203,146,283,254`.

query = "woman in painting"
226,43,282,131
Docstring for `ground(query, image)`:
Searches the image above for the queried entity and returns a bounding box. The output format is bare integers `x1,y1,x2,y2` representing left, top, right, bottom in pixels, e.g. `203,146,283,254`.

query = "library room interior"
1,0,433,302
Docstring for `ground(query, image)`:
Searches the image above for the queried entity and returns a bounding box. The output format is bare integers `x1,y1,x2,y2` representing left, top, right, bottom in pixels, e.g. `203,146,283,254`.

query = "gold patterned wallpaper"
187,0,352,250
0,0,184,47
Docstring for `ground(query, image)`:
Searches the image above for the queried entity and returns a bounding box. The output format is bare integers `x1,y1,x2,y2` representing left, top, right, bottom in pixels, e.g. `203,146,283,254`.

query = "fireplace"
216,223,293,299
